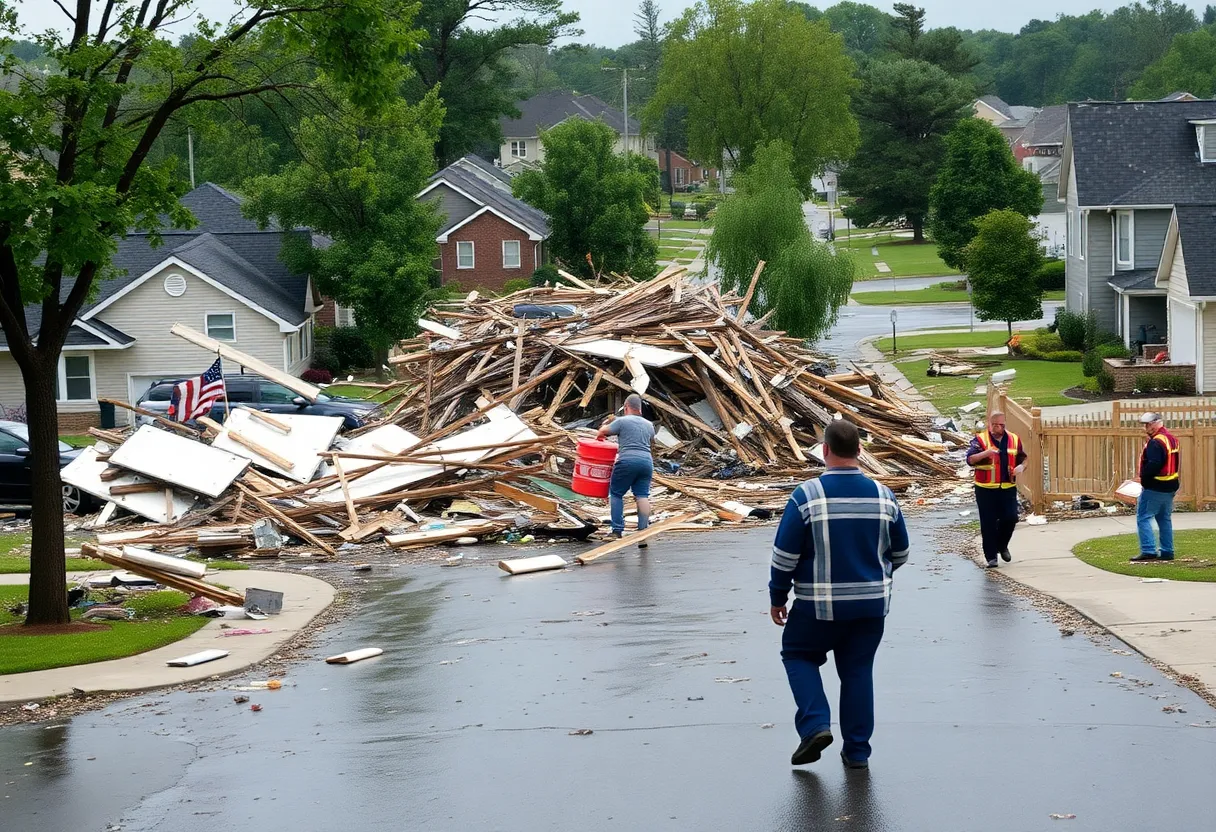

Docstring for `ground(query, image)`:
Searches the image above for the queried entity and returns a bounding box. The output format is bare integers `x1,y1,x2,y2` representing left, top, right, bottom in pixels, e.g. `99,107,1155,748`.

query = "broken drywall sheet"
211,408,344,484
110,425,250,498
564,339,691,368
61,447,196,524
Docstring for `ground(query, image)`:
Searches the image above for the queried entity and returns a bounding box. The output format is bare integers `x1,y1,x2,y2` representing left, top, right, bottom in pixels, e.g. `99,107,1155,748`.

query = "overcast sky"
13,1,1215,48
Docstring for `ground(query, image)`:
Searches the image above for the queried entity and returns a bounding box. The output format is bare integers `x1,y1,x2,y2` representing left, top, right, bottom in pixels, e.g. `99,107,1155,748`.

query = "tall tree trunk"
912,216,925,243
23,352,69,626
375,345,391,382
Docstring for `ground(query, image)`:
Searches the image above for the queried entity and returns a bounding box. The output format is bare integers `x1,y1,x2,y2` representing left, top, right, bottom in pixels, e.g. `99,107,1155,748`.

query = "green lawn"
896,358,1084,410
0,533,96,574
59,434,96,448
838,235,960,280
0,587,208,674
653,219,709,231
1074,531,1216,582
854,285,1064,306
325,384,395,403
874,330,1021,353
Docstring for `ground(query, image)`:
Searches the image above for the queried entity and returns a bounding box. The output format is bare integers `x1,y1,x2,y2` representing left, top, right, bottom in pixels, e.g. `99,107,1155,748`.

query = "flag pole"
220,351,229,419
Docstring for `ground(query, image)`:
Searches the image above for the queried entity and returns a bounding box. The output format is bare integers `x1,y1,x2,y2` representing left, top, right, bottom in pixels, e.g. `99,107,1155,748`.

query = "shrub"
1042,350,1084,362
530,263,561,287
1035,259,1065,291
329,326,375,372
1082,351,1103,378
501,278,532,295
1083,311,1120,350
1136,373,1190,393
1054,309,1086,350
670,200,686,216
1094,342,1129,360
694,201,710,220
1017,330,1065,358
301,368,333,385
1096,368,1115,393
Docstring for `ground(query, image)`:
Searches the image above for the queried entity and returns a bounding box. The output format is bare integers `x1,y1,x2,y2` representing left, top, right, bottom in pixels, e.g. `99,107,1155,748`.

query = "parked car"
0,420,91,514
135,374,378,430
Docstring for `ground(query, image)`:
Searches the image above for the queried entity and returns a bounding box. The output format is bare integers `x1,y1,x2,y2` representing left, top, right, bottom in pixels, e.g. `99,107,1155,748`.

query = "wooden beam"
98,398,200,437
575,512,704,564
238,407,292,434
493,480,560,513
170,323,322,402
651,474,745,521
236,484,337,557
107,482,164,495
579,369,605,408
332,455,360,530
734,260,766,322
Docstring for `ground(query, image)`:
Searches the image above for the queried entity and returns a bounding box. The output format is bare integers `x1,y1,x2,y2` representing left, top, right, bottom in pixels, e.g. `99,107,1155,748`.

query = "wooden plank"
650,474,745,521
107,482,164,495
512,324,525,391
170,322,322,402
385,521,504,550
332,455,360,530
236,484,338,557
97,398,199,437
579,369,605,408
493,480,560,513
555,268,598,291
734,260,766,322
575,512,704,564
542,370,578,424
239,407,292,434
81,543,244,606
225,428,296,472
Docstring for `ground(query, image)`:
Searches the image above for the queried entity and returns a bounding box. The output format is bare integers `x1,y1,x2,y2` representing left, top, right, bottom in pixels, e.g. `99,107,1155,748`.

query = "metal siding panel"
1205,304,1216,393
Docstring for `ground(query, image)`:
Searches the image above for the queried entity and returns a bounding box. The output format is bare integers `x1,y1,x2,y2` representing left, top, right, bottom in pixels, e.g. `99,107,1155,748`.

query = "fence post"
1030,406,1044,514
1112,400,1124,483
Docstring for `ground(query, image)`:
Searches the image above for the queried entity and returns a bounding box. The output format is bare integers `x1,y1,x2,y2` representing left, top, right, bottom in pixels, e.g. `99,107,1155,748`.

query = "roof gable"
424,159,550,240
1173,204,1216,297
499,91,640,139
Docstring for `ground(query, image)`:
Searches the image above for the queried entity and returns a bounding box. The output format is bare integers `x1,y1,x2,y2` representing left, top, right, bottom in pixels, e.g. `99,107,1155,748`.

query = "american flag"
169,358,225,422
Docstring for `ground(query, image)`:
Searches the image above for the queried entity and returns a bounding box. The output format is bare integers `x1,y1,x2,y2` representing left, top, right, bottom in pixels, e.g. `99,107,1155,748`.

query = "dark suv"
136,374,377,430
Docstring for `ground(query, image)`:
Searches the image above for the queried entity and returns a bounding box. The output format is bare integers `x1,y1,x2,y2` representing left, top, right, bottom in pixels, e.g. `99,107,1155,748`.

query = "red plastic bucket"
572,438,619,498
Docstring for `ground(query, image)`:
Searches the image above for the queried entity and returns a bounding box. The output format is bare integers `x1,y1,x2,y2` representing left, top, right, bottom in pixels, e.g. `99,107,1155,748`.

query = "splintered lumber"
651,474,746,522
385,521,505,550
499,554,568,575
239,407,292,434
170,323,322,402
81,543,244,606
493,480,560,513
575,512,703,564
98,398,200,437
120,546,207,579
236,485,338,557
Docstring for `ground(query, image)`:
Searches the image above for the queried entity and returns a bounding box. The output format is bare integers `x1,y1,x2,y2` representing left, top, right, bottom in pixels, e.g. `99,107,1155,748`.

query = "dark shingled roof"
1023,105,1067,147
429,158,550,239
1174,205,1216,296
978,95,1013,119
1107,268,1162,293
177,182,277,233
1067,100,1216,206
500,91,640,138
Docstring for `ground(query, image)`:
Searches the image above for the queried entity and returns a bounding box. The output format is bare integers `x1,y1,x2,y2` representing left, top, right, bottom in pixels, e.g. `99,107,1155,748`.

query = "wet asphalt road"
3,514,1214,832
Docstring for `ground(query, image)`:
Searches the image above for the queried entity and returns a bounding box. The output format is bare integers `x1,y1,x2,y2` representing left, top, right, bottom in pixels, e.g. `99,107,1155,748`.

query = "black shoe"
1129,553,1158,563
1000,548,1012,563
1159,552,1174,561
840,752,869,770
986,559,998,568
791,730,833,766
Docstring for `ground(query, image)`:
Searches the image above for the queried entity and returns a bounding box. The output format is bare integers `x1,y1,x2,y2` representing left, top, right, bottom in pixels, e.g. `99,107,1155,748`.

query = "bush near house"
301,368,333,385
1135,373,1190,393
501,278,532,294
1096,368,1116,393
1036,259,1065,291
1012,330,1083,362
318,326,375,373
530,263,561,287
1054,309,1087,350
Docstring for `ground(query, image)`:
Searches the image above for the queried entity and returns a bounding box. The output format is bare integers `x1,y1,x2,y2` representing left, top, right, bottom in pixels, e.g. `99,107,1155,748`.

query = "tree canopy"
513,119,657,279
928,118,1043,271
838,58,973,242
965,209,1045,339
706,142,853,341
648,0,858,189
1130,26,1216,99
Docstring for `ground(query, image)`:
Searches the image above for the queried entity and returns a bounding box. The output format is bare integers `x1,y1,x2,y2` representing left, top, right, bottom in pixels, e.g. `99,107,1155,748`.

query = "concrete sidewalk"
987,514,1216,696
0,569,335,704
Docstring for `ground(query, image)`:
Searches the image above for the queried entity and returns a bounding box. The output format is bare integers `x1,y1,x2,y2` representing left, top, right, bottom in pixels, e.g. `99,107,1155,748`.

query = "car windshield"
5,424,72,453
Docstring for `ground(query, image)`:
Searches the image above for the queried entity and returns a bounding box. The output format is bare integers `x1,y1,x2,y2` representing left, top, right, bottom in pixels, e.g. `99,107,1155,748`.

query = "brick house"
418,156,551,293
657,149,718,192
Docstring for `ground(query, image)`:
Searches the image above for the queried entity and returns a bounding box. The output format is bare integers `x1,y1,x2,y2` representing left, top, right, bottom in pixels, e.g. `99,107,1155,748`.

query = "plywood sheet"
110,425,250,498
61,447,196,524
211,409,344,483
564,339,691,368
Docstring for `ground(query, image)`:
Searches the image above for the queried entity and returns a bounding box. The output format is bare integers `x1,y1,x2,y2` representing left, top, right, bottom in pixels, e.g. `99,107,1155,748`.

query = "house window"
456,241,475,269
1080,212,1087,260
303,320,313,358
206,312,236,341
674,167,686,186
511,141,527,159
1116,211,1134,268
55,354,93,402
502,240,521,269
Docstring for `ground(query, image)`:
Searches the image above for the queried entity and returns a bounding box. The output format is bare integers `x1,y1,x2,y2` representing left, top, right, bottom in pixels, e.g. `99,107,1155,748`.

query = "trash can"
98,401,116,429
572,439,618,498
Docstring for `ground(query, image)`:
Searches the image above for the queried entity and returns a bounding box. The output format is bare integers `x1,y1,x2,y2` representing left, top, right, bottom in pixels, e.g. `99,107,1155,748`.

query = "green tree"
965,209,1045,341
648,0,859,191
0,1,411,626
405,0,581,166
928,118,1043,271
706,142,854,341
630,154,662,211
839,59,973,242
823,2,891,58
887,4,978,77
513,119,657,278
243,92,445,378
1130,27,1216,99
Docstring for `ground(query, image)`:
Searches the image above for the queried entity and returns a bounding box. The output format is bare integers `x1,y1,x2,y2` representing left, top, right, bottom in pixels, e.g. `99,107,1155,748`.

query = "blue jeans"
781,607,885,761
609,455,653,534
1136,488,1175,557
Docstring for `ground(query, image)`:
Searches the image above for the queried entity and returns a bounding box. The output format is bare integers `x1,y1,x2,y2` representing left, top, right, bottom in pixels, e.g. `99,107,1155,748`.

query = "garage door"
1169,300,1197,364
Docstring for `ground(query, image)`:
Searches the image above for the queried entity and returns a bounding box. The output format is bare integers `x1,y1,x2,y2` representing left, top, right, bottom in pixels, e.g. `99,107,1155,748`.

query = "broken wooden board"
563,338,692,368
326,648,384,665
575,512,704,564
498,554,568,575
61,446,196,524
210,409,344,483
329,424,422,474
384,520,505,550
110,424,250,498
170,322,322,402
120,546,207,579
418,318,463,340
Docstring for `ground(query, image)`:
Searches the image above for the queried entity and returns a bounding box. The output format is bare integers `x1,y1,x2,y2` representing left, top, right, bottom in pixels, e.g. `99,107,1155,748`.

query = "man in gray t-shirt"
596,394,656,542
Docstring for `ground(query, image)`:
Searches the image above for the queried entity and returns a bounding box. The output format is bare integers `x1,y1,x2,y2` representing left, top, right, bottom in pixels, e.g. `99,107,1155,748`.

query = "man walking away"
770,420,910,770
967,412,1026,568
597,394,655,546
1131,412,1180,563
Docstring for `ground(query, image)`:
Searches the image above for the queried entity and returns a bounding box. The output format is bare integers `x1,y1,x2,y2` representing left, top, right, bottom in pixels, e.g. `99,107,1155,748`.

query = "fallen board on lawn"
81,543,245,606
574,512,705,564
120,546,207,579
498,554,568,575
166,649,229,667
325,648,384,664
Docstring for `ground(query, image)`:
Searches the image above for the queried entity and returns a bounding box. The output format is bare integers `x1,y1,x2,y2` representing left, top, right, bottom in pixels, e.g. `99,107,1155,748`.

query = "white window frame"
205,311,237,342
456,240,475,270
511,140,527,159
1199,126,1211,163
1066,209,1074,257
674,167,686,186
502,240,521,269
56,353,95,402
303,320,312,358
1080,211,1087,261
1116,210,1134,269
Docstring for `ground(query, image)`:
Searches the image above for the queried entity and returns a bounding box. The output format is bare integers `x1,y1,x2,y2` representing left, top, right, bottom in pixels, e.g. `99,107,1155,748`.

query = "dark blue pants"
781,606,885,761
974,486,1018,560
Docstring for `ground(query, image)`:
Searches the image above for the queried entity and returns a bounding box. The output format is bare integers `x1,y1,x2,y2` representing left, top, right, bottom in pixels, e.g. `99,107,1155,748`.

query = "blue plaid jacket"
769,468,910,621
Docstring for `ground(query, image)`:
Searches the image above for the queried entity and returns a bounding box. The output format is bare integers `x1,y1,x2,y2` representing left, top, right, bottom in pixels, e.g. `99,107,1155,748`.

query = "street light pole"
890,309,898,354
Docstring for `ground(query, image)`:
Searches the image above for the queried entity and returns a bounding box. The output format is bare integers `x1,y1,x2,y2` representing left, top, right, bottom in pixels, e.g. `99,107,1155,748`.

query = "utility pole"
603,66,642,159
187,126,195,189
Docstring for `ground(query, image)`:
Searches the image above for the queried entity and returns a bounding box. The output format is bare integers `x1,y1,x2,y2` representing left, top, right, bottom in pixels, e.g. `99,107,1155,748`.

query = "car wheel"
62,485,84,515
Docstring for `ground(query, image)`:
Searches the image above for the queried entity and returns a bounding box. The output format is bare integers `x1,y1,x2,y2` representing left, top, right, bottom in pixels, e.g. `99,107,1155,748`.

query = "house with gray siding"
0,183,323,429
1059,100,1216,393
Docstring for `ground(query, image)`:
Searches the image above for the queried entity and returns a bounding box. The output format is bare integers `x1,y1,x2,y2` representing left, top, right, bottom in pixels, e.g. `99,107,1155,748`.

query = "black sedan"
0,420,91,514
136,374,377,430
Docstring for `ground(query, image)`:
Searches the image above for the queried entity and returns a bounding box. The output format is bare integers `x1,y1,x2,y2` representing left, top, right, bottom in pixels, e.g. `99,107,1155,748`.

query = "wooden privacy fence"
985,385,1216,513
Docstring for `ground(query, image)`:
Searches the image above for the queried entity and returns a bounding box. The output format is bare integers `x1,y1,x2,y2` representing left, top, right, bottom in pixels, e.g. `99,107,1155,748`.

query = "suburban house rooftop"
499,90,640,138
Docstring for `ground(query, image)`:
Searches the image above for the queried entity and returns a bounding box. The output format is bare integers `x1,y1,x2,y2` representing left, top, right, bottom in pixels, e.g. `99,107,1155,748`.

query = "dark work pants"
975,486,1018,560
781,606,885,761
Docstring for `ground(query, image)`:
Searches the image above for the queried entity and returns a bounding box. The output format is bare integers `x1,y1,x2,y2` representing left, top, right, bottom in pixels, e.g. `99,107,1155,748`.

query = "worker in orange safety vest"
1130,412,1180,563
966,412,1027,569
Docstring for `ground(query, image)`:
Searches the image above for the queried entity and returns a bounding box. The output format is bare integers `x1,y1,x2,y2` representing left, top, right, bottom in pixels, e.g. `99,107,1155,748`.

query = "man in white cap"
1131,412,1180,562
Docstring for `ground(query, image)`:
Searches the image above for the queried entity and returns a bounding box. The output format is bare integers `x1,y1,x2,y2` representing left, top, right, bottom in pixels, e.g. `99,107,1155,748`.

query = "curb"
0,570,336,704
854,335,939,416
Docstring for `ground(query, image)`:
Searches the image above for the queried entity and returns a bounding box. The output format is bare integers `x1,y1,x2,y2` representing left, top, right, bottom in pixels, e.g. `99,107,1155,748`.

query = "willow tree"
0,0,413,626
706,141,853,341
